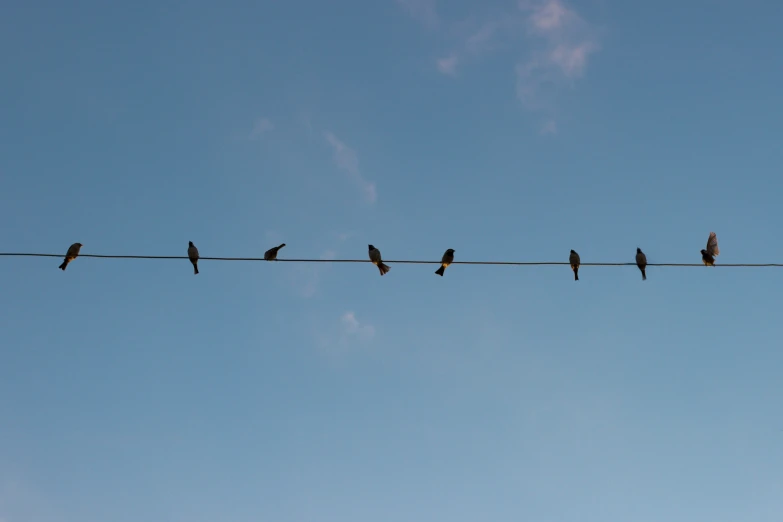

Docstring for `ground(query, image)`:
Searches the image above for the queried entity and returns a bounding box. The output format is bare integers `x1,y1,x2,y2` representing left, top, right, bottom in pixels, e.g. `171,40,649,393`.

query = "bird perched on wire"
700,232,719,266
368,244,390,276
58,242,83,271
569,250,580,281
188,241,200,274
435,249,455,276
264,243,286,261
636,247,647,280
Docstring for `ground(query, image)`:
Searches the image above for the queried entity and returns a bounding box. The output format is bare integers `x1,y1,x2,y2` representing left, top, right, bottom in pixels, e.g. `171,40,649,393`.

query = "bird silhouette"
700,232,719,266
636,247,647,280
569,250,580,281
264,243,286,261
59,243,83,271
188,241,200,274
435,249,455,276
368,244,390,276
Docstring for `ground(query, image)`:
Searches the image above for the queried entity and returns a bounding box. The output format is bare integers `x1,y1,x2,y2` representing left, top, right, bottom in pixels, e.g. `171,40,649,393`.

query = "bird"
636,247,647,280
58,243,83,271
435,248,455,276
700,232,719,266
264,243,286,261
188,241,200,274
569,249,580,281
368,244,390,275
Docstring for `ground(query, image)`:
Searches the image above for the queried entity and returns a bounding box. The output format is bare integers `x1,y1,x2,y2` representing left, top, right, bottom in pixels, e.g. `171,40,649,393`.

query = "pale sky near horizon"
2,1,783,521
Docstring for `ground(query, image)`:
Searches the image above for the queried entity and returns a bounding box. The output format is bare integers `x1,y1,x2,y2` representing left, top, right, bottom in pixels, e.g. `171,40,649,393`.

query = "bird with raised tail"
569,250,580,281
368,244,390,276
58,243,83,271
188,241,200,274
700,232,719,266
435,249,455,276
264,243,286,261
636,247,647,280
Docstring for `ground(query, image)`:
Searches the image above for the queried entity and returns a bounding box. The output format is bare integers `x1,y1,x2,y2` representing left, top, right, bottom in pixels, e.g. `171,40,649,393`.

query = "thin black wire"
1,252,781,267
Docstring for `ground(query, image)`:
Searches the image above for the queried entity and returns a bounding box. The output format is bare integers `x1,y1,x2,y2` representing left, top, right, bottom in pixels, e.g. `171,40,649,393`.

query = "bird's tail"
59,260,68,270
435,265,445,276
574,268,579,281
193,263,199,275
641,268,647,280
378,263,390,276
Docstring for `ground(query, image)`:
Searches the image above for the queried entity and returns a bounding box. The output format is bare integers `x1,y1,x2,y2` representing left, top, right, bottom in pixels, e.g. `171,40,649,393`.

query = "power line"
1,252,782,267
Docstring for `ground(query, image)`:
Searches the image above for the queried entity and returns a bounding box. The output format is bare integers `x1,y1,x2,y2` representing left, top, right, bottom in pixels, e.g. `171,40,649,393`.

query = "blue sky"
2,0,783,520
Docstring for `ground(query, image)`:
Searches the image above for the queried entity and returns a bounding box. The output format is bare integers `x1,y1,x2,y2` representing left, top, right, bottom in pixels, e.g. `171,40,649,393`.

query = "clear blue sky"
2,1,782,520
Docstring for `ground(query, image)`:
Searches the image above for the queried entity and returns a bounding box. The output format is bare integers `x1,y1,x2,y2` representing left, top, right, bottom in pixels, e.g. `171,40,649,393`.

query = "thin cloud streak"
516,0,600,123
249,117,274,139
396,0,439,29
525,0,569,30
540,119,557,135
340,311,376,342
436,54,459,75
435,16,524,75
324,132,377,204
402,0,600,130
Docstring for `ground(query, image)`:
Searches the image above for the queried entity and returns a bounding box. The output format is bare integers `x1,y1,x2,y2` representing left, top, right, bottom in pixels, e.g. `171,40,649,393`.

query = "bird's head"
189,241,194,247
637,247,642,253
279,243,286,248
700,249,708,255
76,243,83,248
368,244,375,251
570,249,576,254
446,249,455,254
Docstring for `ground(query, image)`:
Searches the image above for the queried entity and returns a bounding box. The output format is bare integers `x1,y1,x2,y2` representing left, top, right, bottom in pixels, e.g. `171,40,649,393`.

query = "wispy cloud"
0,478,53,522
402,0,600,130
540,119,558,135
324,132,377,204
465,18,515,55
340,311,376,343
516,0,600,112
293,266,321,299
314,311,377,356
280,232,351,299
526,0,569,30
436,54,459,75
249,117,274,139
396,0,439,29
434,16,522,76
289,251,332,299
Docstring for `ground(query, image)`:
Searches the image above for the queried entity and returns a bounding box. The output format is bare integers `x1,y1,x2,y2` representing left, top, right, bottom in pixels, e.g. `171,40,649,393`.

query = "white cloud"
436,54,459,75
401,0,600,131
516,0,600,121
249,117,274,138
519,0,599,78
288,264,321,299
540,119,557,135
524,0,569,30
433,16,520,75
548,41,597,77
340,311,376,342
465,20,505,55
396,0,439,29
314,311,375,356
324,131,377,204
